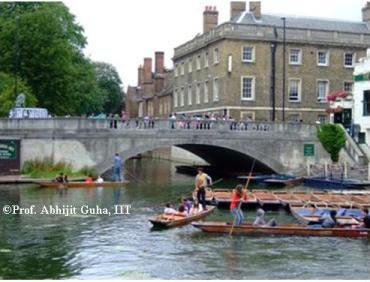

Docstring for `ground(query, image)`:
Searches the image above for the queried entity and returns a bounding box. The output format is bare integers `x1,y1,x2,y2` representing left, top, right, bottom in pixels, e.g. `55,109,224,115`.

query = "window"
188,58,192,73
204,81,209,103
213,48,219,64
288,79,301,102
242,46,255,62
317,50,329,66
174,64,178,77
204,52,209,68
344,81,354,93
317,80,329,102
344,52,355,68
187,85,192,106
289,49,301,65
174,89,178,107
180,62,185,75
364,91,370,116
196,83,201,104
318,115,327,123
196,55,201,70
241,76,255,101
213,78,219,101
180,88,185,106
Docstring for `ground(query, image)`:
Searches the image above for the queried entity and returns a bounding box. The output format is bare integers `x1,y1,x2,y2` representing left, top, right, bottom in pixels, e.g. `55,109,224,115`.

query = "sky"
63,0,367,89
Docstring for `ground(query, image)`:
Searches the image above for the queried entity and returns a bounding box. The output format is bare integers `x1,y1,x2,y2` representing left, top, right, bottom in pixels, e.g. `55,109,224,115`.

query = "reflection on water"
0,159,370,279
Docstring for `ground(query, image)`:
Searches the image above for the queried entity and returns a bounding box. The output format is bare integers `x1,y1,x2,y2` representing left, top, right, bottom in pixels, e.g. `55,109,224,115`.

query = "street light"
281,17,286,122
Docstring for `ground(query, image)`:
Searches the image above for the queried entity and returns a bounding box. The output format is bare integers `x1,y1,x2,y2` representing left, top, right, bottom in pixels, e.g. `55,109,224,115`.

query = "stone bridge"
0,118,331,175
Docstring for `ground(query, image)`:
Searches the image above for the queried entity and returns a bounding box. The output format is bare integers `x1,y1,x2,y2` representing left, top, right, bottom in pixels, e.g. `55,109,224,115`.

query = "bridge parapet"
0,118,318,137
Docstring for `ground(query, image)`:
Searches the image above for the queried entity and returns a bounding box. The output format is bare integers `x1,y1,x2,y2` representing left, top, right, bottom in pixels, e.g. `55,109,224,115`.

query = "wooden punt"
273,191,304,206
263,177,304,188
253,190,281,209
192,221,370,238
37,181,129,188
148,206,215,229
291,191,323,204
311,193,355,208
348,195,370,208
290,204,362,226
212,189,258,209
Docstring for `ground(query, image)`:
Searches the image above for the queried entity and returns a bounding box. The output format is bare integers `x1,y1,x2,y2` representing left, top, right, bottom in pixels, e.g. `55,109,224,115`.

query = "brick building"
126,52,173,118
172,1,370,123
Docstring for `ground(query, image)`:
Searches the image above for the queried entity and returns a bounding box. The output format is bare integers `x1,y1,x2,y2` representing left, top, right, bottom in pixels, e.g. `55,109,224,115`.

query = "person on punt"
55,172,68,183
320,210,337,228
189,200,203,216
85,174,94,183
352,208,370,229
164,203,177,215
181,196,193,214
95,175,104,183
230,185,247,226
176,205,187,217
253,209,278,227
194,167,213,210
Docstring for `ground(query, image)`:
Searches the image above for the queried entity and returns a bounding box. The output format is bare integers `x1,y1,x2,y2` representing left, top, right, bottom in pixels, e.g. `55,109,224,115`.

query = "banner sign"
0,140,18,160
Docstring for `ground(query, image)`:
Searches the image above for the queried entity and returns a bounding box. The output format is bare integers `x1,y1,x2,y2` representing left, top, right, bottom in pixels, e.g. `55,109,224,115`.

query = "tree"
94,62,124,114
0,72,37,116
0,2,108,116
317,124,346,163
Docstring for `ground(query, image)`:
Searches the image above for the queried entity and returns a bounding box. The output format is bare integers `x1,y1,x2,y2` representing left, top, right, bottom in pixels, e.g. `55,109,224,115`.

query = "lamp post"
281,17,286,122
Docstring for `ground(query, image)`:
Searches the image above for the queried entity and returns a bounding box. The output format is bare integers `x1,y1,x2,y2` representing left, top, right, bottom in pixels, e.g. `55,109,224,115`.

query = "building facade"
172,1,370,123
126,52,173,118
353,53,370,144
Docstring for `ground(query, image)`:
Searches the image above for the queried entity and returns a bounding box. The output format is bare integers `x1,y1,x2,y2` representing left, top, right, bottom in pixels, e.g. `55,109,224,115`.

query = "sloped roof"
235,12,370,34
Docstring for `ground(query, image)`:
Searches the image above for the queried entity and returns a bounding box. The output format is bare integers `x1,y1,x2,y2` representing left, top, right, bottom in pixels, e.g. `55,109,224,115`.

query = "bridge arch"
98,139,283,175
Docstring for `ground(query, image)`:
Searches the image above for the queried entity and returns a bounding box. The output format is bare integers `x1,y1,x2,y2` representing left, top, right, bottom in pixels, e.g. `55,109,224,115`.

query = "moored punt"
253,190,281,210
290,204,362,226
237,174,275,184
273,191,304,206
303,177,363,190
192,222,370,238
212,189,259,209
37,181,129,188
148,206,215,229
263,176,304,188
347,195,370,208
290,191,323,204
311,193,356,208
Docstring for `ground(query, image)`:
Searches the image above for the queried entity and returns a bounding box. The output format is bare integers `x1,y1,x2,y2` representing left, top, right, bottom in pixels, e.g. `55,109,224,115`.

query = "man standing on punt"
114,153,123,182
194,168,212,210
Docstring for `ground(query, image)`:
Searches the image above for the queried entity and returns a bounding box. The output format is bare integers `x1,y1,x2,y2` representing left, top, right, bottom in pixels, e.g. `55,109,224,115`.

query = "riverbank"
0,174,85,184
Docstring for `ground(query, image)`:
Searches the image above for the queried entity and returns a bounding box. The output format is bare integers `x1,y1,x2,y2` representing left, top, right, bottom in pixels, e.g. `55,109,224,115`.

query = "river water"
0,159,370,279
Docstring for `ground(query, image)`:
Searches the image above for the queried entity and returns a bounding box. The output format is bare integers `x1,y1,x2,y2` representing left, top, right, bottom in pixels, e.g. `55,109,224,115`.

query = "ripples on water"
0,159,370,279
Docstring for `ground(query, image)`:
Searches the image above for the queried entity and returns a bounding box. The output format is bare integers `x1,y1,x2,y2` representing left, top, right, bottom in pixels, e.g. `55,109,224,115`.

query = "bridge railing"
0,118,318,135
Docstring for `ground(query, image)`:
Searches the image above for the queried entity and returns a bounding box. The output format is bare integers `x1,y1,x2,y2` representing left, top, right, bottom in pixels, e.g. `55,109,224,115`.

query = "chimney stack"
249,1,261,19
155,51,164,74
362,2,370,24
203,6,218,33
143,58,152,84
230,1,246,21
138,65,143,86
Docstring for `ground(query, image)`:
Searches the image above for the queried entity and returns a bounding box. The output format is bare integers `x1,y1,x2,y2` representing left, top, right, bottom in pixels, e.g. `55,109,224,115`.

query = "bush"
317,124,346,163
21,157,95,179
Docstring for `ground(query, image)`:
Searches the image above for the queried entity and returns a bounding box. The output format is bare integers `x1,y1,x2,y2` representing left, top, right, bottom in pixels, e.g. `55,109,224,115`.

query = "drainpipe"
270,28,278,122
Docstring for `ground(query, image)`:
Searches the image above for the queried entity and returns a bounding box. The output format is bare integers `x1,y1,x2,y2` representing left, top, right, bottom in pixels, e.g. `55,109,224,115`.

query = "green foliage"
94,62,124,114
317,124,346,162
0,3,122,116
21,157,97,179
0,72,37,116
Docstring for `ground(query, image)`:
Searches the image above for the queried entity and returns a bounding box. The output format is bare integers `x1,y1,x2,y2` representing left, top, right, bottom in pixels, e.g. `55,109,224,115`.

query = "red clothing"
230,191,247,209
85,177,93,183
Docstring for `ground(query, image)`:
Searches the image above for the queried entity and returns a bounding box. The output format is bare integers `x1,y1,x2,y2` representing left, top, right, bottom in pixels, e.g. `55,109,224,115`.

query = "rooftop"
234,12,370,34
